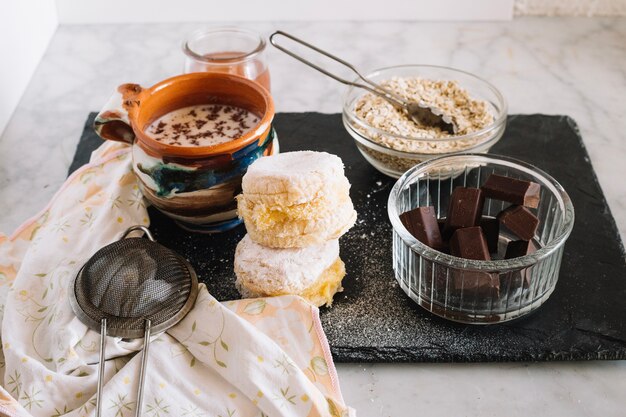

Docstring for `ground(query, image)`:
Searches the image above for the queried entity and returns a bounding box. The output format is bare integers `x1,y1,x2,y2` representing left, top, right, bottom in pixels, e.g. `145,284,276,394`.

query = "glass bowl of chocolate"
342,65,507,179
388,154,575,324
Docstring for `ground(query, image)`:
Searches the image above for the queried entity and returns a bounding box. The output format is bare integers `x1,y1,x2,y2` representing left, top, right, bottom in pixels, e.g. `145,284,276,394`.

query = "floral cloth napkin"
0,142,354,417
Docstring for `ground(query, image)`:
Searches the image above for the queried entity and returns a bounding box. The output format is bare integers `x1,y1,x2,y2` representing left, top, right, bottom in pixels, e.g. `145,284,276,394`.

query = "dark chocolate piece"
443,187,485,237
480,217,500,254
436,219,450,254
497,205,539,241
449,226,491,260
504,240,536,259
447,227,499,297
400,206,444,251
441,222,453,241
482,174,541,208
503,240,538,288
452,271,500,298
437,218,445,235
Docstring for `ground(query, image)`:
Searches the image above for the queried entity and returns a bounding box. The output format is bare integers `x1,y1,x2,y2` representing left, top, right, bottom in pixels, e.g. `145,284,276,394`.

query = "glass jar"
183,27,271,92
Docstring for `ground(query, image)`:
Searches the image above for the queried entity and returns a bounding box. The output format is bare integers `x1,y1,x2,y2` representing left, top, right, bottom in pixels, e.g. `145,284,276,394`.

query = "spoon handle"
269,31,406,109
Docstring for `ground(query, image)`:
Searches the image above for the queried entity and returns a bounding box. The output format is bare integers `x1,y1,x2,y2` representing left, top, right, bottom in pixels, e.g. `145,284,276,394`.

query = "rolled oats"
351,76,497,176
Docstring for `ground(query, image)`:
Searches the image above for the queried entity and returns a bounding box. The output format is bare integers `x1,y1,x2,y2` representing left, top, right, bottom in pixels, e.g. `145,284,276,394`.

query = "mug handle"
94,84,143,144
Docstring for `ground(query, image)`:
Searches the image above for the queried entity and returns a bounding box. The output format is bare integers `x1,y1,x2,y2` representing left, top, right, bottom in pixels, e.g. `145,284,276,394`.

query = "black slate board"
72,113,626,362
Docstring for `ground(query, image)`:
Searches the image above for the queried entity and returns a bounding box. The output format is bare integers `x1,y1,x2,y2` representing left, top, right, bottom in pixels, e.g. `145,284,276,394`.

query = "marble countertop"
1,17,625,416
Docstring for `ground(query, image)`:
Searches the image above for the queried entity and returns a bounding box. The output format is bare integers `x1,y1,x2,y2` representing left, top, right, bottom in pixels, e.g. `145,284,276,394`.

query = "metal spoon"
269,31,456,134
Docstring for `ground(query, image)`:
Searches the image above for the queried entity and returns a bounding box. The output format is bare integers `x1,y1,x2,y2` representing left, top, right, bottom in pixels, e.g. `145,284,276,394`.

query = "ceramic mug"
94,72,276,233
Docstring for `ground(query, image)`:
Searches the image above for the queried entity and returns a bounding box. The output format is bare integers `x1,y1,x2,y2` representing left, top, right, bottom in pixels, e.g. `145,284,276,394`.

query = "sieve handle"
135,319,151,417
120,225,155,242
269,31,408,110
96,318,107,417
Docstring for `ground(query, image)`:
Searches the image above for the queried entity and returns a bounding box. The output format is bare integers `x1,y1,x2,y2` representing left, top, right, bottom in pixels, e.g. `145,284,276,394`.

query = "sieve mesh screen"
73,237,196,338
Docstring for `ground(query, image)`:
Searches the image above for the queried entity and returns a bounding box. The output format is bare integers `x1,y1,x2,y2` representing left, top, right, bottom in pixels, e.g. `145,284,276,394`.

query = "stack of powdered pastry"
400,173,541,295
234,151,357,307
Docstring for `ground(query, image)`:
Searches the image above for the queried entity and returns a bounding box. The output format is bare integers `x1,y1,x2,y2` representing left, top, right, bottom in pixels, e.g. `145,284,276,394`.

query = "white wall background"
55,0,514,23
0,1,58,135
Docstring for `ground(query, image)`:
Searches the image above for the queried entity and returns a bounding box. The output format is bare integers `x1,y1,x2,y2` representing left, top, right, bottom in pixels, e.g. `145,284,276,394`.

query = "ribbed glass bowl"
343,65,507,179
388,154,575,324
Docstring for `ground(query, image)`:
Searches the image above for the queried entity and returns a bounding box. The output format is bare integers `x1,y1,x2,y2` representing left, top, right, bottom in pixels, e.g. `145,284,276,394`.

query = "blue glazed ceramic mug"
94,72,277,233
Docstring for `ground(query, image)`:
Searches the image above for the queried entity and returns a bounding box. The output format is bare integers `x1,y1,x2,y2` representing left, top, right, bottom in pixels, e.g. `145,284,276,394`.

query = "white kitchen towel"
0,142,353,417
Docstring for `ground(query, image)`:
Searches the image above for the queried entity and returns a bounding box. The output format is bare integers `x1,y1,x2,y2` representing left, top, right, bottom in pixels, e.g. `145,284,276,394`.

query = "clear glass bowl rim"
343,117,504,159
182,27,266,64
342,64,508,144
387,153,575,271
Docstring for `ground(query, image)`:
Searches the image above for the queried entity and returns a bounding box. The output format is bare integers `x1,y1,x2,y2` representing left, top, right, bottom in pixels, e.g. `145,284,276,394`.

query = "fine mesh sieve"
69,225,199,417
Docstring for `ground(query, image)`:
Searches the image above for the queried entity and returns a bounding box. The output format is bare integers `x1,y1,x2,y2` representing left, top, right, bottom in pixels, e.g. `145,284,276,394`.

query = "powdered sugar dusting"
234,234,339,294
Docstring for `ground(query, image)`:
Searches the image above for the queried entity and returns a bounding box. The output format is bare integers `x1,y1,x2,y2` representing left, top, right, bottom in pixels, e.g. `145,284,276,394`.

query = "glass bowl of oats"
342,65,507,178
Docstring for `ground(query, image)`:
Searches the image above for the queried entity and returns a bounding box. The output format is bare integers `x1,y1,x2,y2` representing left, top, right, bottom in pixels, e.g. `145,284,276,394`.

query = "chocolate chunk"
497,205,539,241
443,187,485,237
452,270,500,298
436,219,450,254
435,224,499,297
399,206,444,251
437,219,445,234
503,240,538,288
449,226,491,260
480,217,500,254
448,227,499,297
504,240,536,259
482,174,541,208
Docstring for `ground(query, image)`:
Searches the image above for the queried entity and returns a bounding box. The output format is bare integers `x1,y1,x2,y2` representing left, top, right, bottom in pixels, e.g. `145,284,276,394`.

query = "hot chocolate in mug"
94,72,276,233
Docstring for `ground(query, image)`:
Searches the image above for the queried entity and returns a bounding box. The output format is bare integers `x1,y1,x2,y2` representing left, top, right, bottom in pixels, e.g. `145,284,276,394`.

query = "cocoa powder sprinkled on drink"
146,104,260,147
